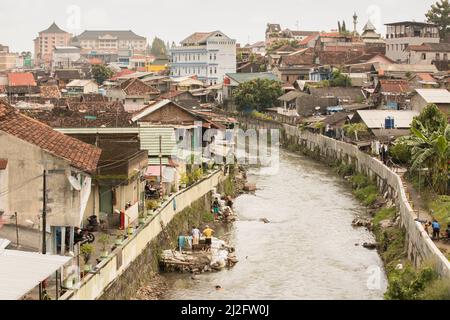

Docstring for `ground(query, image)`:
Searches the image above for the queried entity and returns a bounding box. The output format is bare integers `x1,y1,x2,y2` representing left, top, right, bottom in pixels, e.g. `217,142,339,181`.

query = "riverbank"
281,127,450,299
133,166,247,300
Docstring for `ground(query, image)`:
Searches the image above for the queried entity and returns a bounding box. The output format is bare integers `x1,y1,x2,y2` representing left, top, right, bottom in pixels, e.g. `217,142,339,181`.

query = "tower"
353,12,358,35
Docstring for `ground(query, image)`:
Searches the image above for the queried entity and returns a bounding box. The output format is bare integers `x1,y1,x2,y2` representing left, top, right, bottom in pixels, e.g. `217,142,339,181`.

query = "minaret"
353,12,358,36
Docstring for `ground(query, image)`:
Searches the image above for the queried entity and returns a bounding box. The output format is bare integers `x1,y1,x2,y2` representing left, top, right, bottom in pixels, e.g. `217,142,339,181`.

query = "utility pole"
159,135,163,199
42,169,47,255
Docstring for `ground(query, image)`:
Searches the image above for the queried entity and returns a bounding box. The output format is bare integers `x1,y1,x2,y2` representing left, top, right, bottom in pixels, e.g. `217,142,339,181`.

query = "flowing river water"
162,151,388,300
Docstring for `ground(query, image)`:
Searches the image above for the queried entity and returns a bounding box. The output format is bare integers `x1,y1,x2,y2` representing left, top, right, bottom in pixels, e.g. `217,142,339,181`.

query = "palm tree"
398,121,450,194
343,123,368,141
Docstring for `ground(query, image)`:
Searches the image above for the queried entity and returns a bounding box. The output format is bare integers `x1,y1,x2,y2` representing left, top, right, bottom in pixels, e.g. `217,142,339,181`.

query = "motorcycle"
72,227,95,245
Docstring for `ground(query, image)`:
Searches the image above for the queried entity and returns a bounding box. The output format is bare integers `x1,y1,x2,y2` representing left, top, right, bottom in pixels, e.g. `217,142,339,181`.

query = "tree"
329,69,352,87
426,0,450,40
91,65,114,85
150,37,167,57
342,21,347,32
397,104,450,194
338,21,342,33
233,79,283,112
343,123,368,141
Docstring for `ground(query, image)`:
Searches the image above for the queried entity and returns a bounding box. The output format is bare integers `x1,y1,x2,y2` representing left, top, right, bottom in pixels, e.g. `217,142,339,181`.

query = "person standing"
178,233,185,253
432,219,441,241
203,225,214,251
191,226,201,251
212,198,220,221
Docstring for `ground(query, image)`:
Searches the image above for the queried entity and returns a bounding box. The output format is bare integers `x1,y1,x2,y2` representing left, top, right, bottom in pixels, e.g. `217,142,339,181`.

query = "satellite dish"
68,176,82,191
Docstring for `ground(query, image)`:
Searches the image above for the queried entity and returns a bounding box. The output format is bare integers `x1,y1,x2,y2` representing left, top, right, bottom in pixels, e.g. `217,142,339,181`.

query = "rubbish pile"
160,238,238,273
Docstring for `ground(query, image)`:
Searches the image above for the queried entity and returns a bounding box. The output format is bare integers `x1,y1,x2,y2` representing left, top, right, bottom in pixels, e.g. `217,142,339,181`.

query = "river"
162,151,388,300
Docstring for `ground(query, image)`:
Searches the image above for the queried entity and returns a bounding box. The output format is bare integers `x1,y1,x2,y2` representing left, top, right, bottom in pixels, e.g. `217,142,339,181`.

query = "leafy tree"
412,103,447,133
329,69,352,87
233,79,282,112
426,0,450,40
91,65,114,85
338,21,342,33
150,37,167,57
397,104,450,194
342,21,347,32
343,123,368,141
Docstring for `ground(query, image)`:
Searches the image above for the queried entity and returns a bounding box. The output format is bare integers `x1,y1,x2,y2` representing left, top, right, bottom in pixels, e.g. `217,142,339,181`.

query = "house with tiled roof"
0,100,101,243
373,79,413,109
106,78,160,112
406,43,450,70
6,72,39,97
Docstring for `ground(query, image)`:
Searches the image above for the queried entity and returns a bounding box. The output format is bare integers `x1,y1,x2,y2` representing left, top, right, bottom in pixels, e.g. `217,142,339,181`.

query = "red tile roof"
0,101,101,172
7,73,37,87
379,80,411,94
110,69,135,81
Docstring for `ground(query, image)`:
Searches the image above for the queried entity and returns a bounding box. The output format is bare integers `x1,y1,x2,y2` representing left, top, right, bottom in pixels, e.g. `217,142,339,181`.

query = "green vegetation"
250,110,273,121
343,123,368,141
202,211,215,223
426,0,450,40
80,243,94,264
150,37,168,57
373,207,397,226
396,104,450,194
266,39,299,53
383,263,450,300
329,69,352,87
223,175,235,197
146,200,160,211
234,78,283,112
91,64,114,85
428,195,450,228
334,161,355,177
389,142,411,165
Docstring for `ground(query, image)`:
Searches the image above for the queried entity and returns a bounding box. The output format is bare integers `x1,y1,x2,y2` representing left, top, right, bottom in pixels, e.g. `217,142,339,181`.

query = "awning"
145,165,166,178
0,249,71,300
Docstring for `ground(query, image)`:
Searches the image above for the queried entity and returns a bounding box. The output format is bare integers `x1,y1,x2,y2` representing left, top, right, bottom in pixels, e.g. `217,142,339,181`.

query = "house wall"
386,37,440,63
0,132,88,229
408,50,449,65
83,82,99,94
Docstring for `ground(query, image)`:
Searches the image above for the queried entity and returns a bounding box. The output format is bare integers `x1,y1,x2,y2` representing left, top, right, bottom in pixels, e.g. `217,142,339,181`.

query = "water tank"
385,116,395,129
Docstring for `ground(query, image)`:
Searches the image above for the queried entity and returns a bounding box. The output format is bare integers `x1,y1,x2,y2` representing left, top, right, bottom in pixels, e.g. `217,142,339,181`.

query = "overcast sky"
0,0,437,52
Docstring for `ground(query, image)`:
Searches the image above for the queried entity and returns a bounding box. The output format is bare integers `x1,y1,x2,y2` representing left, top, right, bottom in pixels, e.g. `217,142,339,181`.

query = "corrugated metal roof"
415,89,450,104
356,110,419,129
139,125,177,157
0,249,71,300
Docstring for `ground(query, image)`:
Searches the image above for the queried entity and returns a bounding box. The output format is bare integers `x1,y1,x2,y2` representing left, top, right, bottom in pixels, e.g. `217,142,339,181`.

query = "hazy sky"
0,0,437,52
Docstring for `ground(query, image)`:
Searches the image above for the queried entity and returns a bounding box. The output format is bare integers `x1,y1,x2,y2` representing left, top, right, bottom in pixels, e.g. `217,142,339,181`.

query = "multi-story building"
385,21,440,63
52,46,81,69
170,31,236,86
73,30,147,58
34,23,72,67
0,44,16,72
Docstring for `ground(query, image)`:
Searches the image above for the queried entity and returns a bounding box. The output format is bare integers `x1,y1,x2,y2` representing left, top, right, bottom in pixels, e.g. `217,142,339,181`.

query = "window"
214,54,217,60
436,53,441,61
210,54,212,60
421,53,426,60
444,53,448,61
214,67,217,74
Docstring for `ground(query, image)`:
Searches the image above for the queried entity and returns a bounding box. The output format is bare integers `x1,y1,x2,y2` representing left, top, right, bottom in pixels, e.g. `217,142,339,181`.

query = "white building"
52,46,81,69
170,31,236,86
66,80,98,95
385,21,440,63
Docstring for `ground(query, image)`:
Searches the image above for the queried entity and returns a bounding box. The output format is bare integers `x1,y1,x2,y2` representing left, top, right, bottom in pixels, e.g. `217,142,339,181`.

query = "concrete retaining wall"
283,125,450,277
60,170,225,300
